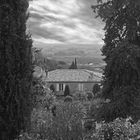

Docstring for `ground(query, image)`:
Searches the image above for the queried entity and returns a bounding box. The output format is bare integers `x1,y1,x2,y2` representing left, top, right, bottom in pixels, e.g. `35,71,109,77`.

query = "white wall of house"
56,84,59,91
48,82,98,95
78,83,84,91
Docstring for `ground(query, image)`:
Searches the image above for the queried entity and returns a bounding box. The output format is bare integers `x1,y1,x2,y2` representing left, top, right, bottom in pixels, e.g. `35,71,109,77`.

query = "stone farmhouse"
46,69,101,95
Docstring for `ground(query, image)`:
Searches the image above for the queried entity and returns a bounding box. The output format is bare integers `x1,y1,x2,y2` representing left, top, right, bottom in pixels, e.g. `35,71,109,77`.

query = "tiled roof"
46,69,101,82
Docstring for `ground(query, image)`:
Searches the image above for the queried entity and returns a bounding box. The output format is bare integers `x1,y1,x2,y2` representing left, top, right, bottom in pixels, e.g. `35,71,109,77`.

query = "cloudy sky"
28,0,104,49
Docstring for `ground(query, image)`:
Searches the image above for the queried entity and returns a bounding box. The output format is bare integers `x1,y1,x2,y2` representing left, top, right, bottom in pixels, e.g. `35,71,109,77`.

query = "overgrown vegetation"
17,78,87,140
93,118,140,140
17,75,140,140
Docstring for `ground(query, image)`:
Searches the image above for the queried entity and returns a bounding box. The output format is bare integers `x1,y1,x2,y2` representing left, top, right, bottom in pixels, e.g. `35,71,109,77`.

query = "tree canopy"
93,0,140,122
0,0,32,139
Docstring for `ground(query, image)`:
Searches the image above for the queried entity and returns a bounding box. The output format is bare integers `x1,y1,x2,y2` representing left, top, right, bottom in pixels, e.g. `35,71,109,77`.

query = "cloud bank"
28,0,104,48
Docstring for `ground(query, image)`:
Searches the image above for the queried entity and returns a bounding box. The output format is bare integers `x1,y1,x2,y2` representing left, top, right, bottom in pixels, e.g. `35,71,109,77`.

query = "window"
59,83,64,91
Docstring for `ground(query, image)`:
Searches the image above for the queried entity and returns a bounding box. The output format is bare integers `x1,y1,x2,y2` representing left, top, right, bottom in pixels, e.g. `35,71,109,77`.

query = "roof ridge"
52,68,92,70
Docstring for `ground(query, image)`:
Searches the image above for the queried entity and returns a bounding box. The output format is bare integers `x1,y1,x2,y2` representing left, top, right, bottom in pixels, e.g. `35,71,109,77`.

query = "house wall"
84,83,95,92
48,82,98,95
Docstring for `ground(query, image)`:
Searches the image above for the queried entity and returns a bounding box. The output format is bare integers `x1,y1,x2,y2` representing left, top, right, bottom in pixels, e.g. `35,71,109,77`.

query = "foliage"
96,86,140,122
86,91,94,101
17,117,140,140
64,85,70,96
93,118,140,140
73,91,87,101
17,102,85,140
92,84,100,96
0,0,32,139
47,102,85,140
50,84,55,92
64,95,73,102
32,78,56,110
93,0,140,121
84,119,95,133
88,98,104,120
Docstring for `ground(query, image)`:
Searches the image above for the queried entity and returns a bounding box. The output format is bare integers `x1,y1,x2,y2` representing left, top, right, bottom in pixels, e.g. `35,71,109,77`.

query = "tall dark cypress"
93,0,140,122
74,58,78,69
0,0,32,139
69,61,75,69
69,58,78,69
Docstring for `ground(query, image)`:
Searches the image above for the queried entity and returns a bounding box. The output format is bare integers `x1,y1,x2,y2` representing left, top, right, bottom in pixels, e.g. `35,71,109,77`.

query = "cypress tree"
50,84,55,92
0,0,32,139
69,58,78,69
74,58,78,69
64,85,70,96
93,0,140,122
69,61,75,69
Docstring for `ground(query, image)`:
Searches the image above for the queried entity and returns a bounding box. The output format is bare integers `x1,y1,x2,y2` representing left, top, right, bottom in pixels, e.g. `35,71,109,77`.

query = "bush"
32,78,56,110
84,119,95,132
18,102,86,140
86,91,94,101
48,102,85,140
92,84,100,96
93,118,140,140
64,95,73,102
73,91,87,101
88,98,105,120
50,84,55,92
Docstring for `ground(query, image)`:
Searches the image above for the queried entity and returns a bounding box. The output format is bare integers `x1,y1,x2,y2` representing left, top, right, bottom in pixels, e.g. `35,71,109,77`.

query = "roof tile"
46,69,101,82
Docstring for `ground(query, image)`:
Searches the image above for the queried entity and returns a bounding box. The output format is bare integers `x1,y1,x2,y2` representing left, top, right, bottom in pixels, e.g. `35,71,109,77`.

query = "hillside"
41,44,105,72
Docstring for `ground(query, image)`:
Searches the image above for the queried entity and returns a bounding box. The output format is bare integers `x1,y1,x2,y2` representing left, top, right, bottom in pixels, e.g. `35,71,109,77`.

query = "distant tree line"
33,49,67,71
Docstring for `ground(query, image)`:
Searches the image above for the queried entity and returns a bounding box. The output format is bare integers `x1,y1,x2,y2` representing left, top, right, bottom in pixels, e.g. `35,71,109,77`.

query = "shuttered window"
78,83,83,91
59,83,63,91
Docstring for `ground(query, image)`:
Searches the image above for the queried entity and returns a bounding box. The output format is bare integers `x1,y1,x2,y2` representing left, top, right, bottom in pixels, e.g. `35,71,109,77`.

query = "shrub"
93,118,140,140
32,78,56,110
88,98,105,120
64,95,73,102
47,102,85,140
73,91,87,101
86,91,94,101
18,102,86,140
50,84,55,92
92,84,100,96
